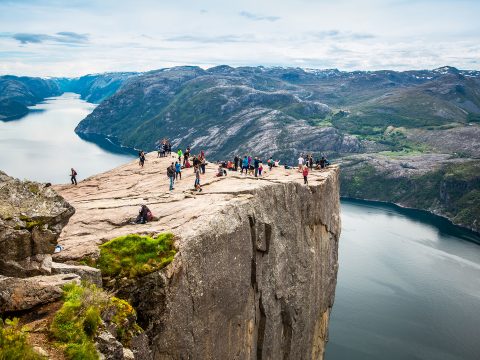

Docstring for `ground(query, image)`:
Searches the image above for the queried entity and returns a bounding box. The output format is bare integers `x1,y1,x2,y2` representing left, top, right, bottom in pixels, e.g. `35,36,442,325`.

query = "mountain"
0,72,138,121
0,75,61,120
57,72,138,103
74,65,480,232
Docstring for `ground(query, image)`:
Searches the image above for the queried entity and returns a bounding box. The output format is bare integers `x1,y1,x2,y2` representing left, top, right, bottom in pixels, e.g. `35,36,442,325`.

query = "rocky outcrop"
0,171,75,277
340,154,480,233
51,261,102,287
54,153,341,359
0,273,80,312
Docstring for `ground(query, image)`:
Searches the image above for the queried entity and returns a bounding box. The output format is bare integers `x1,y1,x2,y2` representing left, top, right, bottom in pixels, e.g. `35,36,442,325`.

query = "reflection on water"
0,93,135,184
326,199,480,360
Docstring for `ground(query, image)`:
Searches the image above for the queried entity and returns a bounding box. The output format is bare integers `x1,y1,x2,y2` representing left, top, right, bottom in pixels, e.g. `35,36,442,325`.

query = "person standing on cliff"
175,161,182,180
234,155,239,171
298,154,304,171
167,162,175,191
254,157,260,177
139,151,146,167
303,165,309,185
177,149,183,163
241,155,249,175
194,165,202,192
70,168,77,185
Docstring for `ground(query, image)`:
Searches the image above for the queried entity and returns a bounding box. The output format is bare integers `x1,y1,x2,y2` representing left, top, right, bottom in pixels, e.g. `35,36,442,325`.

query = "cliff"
0,75,62,120
53,153,341,359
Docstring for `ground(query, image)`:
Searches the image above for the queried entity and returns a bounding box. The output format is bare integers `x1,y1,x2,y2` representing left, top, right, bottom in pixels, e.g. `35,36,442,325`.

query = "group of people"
297,153,330,184
156,138,172,157
166,146,206,192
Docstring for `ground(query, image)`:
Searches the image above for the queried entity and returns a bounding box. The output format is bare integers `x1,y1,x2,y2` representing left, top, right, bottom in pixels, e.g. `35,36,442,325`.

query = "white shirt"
298,157,304,165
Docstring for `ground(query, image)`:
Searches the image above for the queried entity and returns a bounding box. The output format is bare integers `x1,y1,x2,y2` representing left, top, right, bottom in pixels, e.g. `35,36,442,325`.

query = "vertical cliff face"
151,177,340,360
54,154,341,359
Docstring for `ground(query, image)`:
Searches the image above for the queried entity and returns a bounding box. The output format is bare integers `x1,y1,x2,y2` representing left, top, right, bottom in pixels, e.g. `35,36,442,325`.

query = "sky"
0,0,479,77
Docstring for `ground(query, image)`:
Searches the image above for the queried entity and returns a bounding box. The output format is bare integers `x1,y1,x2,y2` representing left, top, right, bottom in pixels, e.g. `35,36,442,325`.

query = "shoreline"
341,196,480,242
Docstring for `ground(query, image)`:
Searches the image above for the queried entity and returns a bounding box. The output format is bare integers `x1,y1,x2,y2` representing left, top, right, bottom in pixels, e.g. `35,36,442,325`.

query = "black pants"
255,168,258,177
304,176,308,184
71,176,77,185
201,164,206,174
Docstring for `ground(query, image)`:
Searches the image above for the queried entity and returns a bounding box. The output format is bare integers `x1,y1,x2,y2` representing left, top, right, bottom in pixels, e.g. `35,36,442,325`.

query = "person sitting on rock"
136,205,152,224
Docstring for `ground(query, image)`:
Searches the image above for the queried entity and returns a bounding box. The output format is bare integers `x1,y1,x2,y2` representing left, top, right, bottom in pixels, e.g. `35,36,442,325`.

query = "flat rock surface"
54,153,337,262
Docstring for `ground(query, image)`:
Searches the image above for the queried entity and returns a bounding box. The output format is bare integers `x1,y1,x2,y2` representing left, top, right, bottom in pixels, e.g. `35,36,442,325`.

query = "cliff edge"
54,153,341,359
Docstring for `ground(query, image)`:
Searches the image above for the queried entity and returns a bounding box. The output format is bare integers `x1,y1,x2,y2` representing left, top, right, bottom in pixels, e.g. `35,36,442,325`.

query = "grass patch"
97,233,176,279
50,282,142,360
0,318,45,360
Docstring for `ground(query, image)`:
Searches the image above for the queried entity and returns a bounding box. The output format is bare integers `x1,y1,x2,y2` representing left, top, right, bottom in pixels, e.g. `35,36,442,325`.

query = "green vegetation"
50,282,142,360
341,160,480,230
0,318,45,360
97,233,176,279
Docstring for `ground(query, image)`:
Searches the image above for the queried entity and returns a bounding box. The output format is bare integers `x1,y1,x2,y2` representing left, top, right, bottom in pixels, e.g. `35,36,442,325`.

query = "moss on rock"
97,233,176,279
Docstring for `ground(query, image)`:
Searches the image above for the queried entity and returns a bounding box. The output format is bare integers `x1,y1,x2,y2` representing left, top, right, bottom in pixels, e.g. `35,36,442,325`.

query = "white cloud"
0,0,479,76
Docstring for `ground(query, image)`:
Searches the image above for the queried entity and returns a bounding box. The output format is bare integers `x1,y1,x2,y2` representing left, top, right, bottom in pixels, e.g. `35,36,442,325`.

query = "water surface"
0,93,135,183
326,199,480,360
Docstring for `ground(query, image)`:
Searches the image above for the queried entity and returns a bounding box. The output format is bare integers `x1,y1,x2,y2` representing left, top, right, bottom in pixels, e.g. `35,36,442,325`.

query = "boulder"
0,273,80,312
51,262,102,287
0,171,75,277
95,330,124,360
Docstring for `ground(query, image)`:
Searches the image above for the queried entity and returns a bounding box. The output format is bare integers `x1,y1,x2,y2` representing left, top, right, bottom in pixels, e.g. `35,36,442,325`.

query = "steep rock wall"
148,176,340,359
54,154,340,359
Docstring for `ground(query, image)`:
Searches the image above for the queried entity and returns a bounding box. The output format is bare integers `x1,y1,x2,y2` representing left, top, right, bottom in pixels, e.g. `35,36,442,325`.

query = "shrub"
97,233,176,278
50,282,142,359
0,318,45,360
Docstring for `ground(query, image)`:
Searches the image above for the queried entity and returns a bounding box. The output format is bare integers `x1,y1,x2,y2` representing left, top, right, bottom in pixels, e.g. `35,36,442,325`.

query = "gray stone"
0,171,75,277
51,262,102,287
95,331,124,360
0,273,80,312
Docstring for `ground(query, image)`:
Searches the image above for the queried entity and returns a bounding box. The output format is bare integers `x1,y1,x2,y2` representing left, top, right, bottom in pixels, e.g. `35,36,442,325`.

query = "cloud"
166,34,255,43
239,11,280,22
11,31,89,44
308,30,375,41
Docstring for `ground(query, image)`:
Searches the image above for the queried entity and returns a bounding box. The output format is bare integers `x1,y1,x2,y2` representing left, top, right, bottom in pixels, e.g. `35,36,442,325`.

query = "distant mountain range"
1,65,479,233
0,72,136,120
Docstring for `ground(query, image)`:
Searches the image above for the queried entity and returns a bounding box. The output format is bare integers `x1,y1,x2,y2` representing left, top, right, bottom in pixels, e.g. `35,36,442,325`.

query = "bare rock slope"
55,153,341,359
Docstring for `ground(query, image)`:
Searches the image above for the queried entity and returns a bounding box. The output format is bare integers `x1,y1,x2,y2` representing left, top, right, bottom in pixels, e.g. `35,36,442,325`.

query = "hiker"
320,156,328,169
156,143,162,157
183,146,191,166
298,154,304,171
177,149,183,163
167,142,172,156
139,151,146,167
201,157,206,174
303,165,309,185
241,155,249,174
70,168,77,185
194,165,202,192
167,162,175,190
267,157,274,171
192,155,200,168
234,155,239,171
254,157,260,177
216,165,224,177
258,162,264,176
308,154,314,169
135,204,153,224
175,161,182,180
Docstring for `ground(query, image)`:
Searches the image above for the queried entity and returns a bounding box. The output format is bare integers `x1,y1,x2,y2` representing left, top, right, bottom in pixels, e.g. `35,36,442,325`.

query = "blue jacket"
175,163,181,172
242,157,249,167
